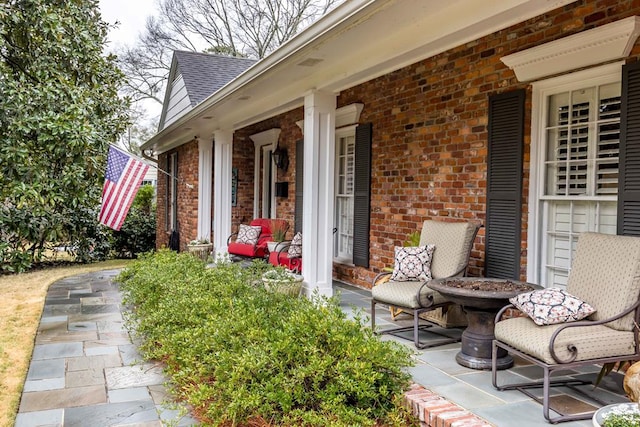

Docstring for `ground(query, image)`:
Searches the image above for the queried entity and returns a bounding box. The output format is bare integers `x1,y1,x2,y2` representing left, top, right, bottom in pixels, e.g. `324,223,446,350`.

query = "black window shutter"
294,139,304,233
485,90,525,280
165,155,170,231
618,62,640,236
353,122,372,267
173,152,179,231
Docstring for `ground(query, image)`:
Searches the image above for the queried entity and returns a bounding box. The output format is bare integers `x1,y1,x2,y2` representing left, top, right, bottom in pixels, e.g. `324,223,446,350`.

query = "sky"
99,0,155,49
98,0,162,121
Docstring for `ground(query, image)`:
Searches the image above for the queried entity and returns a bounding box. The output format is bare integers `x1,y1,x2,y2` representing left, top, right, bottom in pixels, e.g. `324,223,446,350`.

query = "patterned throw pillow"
509,288,596,326
390,245,435,282
236,224,262,245
288,232,302,258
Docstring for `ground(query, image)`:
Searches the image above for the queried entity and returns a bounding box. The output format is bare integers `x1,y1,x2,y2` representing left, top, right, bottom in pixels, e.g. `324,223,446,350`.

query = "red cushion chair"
227,218,288,260
268,233,302,273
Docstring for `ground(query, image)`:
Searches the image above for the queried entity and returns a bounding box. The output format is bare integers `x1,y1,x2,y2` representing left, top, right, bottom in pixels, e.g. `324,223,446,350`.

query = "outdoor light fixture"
272,145,289,171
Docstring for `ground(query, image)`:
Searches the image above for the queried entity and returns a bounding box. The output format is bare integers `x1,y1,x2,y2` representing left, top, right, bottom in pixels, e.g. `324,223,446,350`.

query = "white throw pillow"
236,224,262,245
287,232,302,258
390,245,435,282
509,287,596,326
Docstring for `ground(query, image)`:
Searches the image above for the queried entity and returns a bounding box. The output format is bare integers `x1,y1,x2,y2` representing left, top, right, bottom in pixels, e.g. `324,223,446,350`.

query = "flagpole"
108,144,194,189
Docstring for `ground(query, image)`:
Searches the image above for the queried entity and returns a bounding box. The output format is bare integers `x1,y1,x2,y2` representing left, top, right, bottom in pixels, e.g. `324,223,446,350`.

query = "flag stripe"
105,161,147,228
99,147,150,231
106,161,146,229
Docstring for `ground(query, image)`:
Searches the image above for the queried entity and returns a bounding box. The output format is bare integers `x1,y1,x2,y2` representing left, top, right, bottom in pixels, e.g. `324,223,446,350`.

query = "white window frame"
249,129,280,219
527,62,623,285
334,125,356,264
261,145,276,218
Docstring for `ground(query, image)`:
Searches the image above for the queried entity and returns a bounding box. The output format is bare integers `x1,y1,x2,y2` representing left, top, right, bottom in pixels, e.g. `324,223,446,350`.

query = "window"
531,64,621,287
334,128,355,262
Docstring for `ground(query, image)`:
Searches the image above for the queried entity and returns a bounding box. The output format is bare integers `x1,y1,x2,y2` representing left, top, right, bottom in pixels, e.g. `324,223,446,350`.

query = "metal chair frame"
492,300,640,424
371,221,480,349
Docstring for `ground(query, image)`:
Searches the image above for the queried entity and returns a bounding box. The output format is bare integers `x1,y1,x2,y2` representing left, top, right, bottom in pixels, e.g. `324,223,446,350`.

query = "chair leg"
492,340,595,424
371,299,377,331
371,299,460,349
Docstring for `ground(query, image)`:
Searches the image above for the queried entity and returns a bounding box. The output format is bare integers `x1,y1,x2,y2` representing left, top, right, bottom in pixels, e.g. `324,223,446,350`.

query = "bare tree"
118,0,341,111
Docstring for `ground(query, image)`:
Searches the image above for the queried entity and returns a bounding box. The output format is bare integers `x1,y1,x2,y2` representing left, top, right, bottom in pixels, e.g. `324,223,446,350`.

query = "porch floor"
334,281,629,427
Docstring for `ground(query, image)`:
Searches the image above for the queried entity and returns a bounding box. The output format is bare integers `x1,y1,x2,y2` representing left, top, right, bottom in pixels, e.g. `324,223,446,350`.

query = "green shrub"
110,185,156,258
118,251,417,426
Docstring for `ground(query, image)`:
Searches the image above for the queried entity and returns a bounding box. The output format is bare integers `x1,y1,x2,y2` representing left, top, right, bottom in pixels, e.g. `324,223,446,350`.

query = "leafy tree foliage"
0,0,130,272
118,0,341,105
111,185,156,258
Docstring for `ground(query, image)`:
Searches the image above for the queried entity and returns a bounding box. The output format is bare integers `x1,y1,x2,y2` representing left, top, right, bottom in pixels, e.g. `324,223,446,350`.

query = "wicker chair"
492,232,640,423
371,220,480,349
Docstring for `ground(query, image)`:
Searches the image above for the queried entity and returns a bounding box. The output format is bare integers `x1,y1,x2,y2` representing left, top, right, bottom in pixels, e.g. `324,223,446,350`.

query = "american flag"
98,146,150,230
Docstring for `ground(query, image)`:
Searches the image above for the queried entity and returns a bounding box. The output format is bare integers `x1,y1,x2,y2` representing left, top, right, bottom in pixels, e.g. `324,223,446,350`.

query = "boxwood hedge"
117,250,417,426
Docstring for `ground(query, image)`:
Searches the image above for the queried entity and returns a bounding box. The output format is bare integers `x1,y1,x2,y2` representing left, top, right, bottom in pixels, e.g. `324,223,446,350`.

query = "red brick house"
142,0,640,296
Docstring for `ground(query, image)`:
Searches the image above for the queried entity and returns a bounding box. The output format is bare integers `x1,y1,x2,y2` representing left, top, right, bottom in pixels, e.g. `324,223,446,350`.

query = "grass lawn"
0,260,131,427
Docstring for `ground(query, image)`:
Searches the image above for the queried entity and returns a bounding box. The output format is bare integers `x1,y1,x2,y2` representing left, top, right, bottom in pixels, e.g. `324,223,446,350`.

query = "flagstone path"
14,269,198,427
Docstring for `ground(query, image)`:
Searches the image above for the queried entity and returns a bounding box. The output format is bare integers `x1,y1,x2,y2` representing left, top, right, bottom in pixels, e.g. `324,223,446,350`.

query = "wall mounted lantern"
272,145,289,171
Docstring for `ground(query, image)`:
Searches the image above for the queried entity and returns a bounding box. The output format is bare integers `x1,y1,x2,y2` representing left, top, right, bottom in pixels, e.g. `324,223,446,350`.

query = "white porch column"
213,129,233,256
302,91,336,297
197,138,213,241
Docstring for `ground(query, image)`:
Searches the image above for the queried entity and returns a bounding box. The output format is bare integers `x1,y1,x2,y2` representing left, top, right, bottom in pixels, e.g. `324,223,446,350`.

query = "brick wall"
234,0,640,289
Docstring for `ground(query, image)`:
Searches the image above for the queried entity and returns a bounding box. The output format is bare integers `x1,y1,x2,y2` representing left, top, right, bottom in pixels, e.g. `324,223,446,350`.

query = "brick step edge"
404,384,494,427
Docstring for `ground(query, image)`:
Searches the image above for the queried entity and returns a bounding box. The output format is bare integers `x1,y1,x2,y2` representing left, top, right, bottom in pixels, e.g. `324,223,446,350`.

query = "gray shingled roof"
174,51,256,107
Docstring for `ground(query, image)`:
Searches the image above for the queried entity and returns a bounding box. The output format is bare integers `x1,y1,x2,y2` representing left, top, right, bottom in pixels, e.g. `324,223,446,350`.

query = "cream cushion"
495,316,636,365
566,232,640,331
371,280,449,309
420,220,477,279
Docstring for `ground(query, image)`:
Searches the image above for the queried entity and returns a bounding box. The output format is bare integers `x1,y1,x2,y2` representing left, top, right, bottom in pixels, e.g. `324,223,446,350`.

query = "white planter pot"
187,244,213,262
267,241,289,253
593,402,640,426
261,272,303,297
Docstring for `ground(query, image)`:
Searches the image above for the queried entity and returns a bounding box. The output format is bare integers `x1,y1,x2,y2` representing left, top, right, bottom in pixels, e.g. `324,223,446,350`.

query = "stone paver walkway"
15,269,198,427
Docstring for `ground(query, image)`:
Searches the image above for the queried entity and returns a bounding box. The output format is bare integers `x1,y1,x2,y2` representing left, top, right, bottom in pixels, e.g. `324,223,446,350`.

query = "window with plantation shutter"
333,121,371,267
532,64,621,288
334,130,355,262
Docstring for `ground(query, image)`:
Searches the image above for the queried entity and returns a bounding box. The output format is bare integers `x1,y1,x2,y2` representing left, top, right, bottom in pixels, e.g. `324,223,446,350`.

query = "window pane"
599,83,621,120
548,92,570,127
571,88,594,124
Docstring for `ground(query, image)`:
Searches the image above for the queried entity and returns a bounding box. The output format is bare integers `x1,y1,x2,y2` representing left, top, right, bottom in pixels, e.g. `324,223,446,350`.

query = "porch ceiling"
142,0,576,154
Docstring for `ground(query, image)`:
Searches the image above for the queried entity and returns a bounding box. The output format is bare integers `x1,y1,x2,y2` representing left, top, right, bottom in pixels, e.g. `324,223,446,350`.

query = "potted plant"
187,238,213,262
593,402,640,426
261,266,303,297
267,219,288,253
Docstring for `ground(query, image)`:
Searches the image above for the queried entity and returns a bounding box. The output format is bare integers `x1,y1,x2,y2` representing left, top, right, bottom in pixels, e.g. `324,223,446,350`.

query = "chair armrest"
277,242,293,257
495,304,515,324
372,271,392,287
549,299,640,364
227,232,238,246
